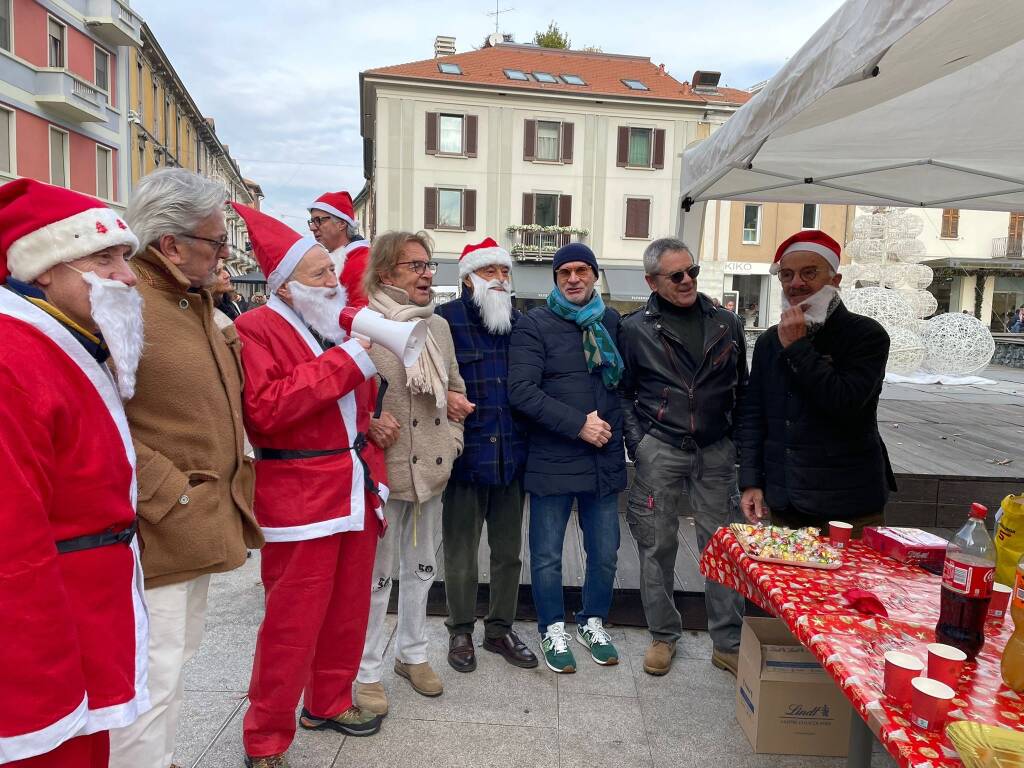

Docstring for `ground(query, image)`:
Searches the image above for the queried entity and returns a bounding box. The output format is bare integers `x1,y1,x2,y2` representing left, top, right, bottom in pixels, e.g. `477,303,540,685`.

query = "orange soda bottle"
1002,553,1024,691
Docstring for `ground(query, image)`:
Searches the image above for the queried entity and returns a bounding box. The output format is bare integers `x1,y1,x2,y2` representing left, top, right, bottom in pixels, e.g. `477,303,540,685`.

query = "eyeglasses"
308,215,335,228
396,260,438,276
555,266,594,280
777,266,822,284
183,233,229,252
652,265,700,283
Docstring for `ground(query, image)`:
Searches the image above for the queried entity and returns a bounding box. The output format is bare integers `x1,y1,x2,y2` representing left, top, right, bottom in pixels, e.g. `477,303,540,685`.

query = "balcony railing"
35,70,108,123
507,224,589,262
85,0,143,47
992,236,1023,259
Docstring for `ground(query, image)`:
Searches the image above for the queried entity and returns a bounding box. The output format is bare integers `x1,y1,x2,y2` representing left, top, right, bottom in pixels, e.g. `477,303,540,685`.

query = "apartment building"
359,38,752,310
0,0,142,208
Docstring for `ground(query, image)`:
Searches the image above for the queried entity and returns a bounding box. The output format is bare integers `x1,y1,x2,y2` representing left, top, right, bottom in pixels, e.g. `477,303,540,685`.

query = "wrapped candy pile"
730,523,843,567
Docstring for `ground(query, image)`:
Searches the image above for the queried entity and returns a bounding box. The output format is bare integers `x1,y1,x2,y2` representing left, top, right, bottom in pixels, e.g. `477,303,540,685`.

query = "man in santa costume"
737,229,895,534
231,203,387,768
308,190,369,308
0,178,149,767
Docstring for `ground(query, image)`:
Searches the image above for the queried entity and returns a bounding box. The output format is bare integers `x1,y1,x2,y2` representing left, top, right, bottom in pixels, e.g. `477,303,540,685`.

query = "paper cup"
926,643,967,688
910,677,955,731
829,520,853,548
884,651,924,705
988,583,1013,622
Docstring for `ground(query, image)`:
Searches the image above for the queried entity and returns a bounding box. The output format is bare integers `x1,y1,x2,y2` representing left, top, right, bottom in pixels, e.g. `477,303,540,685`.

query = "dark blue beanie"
552,242,599,277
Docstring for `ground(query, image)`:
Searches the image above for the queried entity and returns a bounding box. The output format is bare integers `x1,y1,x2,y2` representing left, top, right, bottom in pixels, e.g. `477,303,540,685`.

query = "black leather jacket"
618,293,748,457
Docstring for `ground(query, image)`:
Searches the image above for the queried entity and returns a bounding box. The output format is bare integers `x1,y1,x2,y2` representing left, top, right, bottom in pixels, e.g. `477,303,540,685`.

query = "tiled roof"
364,44,752,106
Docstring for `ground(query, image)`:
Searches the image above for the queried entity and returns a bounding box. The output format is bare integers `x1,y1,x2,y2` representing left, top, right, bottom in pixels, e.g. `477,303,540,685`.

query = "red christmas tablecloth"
700,527,1021,768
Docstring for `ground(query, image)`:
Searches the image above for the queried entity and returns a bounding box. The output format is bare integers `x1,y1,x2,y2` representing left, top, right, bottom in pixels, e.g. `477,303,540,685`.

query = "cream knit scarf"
369,285,448,408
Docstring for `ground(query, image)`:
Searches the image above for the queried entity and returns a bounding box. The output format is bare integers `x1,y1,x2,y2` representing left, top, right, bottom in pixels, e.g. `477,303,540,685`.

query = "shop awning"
603,267,651,303
512,264,553,299
232,270,266,284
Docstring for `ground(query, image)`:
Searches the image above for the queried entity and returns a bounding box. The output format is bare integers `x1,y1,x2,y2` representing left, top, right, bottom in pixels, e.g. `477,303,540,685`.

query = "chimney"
692,70,722,93
434,35,456,57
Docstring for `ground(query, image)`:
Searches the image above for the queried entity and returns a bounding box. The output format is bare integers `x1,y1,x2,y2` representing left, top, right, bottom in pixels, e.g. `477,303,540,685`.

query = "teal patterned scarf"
546,288,624,390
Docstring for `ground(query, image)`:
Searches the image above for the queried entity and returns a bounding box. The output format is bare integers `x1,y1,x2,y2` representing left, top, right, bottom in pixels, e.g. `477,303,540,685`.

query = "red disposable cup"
988,583,1013,622
829,520,853,548
926,643,967,688
883,651,923,705
910,677,955,731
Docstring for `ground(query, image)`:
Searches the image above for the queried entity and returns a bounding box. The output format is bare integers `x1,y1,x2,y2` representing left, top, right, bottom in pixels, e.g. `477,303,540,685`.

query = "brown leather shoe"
482,630,539,668
447,632,477,672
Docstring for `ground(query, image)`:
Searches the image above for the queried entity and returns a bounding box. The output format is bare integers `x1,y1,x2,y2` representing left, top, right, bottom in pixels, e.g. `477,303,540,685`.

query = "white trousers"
109,574,211,768
357,495,441,683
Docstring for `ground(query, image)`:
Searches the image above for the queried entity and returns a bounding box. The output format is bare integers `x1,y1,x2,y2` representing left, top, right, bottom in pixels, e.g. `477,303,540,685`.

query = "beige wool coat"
368,286,466,503
125,248,263,588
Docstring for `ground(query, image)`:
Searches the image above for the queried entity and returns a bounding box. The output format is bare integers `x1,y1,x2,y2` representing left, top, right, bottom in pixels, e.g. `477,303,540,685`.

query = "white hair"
126,168,228,249
643,237,693,275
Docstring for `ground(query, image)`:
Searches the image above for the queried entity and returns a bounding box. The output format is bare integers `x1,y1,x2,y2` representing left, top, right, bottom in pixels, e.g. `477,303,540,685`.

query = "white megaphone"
339,307,428,367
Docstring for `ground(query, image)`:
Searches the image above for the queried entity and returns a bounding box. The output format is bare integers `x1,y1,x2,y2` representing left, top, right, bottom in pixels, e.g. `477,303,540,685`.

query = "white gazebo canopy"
679,0,1024,248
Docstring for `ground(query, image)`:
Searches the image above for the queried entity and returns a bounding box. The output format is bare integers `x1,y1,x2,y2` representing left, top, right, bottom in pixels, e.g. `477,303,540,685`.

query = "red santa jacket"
330,239,370,309
0,289,149,763
235,295,386,542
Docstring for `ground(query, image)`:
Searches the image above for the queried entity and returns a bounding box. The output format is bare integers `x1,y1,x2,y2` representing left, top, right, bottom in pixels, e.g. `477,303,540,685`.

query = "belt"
254,433,381,498
642,421,705,480
56,519,138,555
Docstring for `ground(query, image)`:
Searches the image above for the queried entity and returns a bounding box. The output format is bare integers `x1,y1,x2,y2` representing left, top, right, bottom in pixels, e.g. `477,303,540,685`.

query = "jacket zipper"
689,324,729,436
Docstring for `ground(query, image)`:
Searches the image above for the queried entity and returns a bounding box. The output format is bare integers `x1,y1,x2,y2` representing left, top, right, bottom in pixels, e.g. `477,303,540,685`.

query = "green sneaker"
540,622,577,673
575,617,619,665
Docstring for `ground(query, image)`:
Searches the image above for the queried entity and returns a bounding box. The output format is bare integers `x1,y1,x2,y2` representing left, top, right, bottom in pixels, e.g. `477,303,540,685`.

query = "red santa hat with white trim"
770,229,841,275
459,237,512,280
0,177,139,283
309,191,358,228
231,202,328,295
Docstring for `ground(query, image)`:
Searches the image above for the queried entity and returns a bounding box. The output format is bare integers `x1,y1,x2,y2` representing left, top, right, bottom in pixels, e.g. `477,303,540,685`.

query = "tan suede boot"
643,639,677,676
712,649,739,677
354,680,389,716
394,660,443,697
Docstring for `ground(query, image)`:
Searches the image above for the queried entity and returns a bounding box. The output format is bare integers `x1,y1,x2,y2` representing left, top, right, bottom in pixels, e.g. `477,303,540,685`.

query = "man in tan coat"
356,231,466,715
109,169,263,768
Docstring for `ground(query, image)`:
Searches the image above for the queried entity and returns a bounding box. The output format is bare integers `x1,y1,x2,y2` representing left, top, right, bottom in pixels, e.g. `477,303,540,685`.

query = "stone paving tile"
335,718,559,768
616,625,714,661
174,690,245,768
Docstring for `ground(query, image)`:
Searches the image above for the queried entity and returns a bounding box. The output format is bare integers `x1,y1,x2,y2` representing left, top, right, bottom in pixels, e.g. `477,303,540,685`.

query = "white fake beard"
786,284,839,327
468,273,513,335
288,281,349,343
82,271,145,400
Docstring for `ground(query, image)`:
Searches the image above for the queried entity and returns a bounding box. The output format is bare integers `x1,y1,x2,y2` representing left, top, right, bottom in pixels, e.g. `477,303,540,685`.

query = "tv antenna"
487,1,514,35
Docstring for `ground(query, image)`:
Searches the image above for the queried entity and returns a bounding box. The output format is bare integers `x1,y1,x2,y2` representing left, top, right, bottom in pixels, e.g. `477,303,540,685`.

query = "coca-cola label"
1015,571,1024,610
941,556,994,598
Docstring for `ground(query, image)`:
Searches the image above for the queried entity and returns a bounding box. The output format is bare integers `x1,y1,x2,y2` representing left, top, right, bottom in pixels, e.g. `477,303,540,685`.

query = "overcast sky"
130,0,844,231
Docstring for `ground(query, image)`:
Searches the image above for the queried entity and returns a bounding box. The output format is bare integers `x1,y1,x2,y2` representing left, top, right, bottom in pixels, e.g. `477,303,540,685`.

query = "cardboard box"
736,617,853,757
862,526,947,570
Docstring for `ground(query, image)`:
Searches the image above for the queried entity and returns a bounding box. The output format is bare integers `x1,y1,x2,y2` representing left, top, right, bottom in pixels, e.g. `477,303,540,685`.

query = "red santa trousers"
7,731,109,768
242,518,379,758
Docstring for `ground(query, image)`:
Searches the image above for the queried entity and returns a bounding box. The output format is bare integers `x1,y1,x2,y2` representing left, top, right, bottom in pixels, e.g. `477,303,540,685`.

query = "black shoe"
483,630,539,668
298,706,382,736
448,632,477,672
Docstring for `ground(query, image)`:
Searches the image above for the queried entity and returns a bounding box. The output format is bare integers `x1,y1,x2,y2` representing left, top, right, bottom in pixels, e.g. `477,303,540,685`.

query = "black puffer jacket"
619,293,747,456
508,304,626,498
736,302,897,522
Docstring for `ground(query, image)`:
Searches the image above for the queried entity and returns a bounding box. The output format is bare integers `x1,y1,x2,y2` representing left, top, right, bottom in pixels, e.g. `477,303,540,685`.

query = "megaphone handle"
373,376,389,419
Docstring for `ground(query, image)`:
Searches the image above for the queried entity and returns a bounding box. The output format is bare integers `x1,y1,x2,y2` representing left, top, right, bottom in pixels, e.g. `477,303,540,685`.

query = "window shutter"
625,198,640,238
523,119,536,161
616,126,629,167
424,187,437,229
1009,212,1024,240
522,193,534,225
425,113,438,155
561,122,574,164
463,190,476,231
942,208,960,238
638,199,651,238
466,115,478,158
558,194,572,227
652,128,666,169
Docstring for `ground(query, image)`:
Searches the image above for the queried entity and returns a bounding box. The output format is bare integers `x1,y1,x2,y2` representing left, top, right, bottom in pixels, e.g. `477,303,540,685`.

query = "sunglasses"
653,265,700,283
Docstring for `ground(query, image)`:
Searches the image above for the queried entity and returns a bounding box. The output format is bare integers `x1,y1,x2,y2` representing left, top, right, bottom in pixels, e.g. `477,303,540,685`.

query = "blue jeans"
528,492,620,634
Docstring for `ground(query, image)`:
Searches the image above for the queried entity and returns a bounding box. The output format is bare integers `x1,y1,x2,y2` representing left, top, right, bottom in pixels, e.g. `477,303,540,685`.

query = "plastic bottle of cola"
935,502,996,660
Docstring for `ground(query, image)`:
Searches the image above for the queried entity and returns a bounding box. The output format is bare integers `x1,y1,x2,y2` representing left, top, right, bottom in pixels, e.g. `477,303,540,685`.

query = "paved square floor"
176,555,898,768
